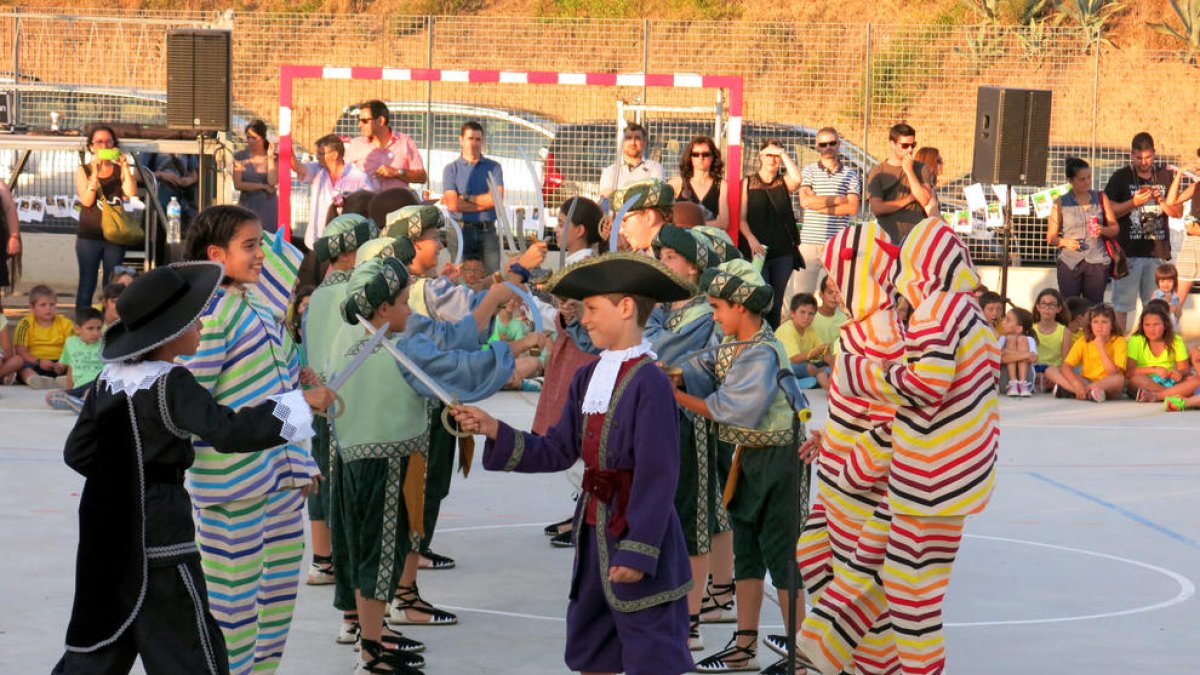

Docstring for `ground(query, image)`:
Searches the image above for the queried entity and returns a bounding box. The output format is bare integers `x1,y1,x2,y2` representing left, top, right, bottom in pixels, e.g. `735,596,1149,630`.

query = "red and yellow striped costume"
796,222,904,675
800,219,1000,675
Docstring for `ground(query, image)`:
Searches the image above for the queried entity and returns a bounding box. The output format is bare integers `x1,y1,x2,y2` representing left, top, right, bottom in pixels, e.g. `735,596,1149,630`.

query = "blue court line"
1027,471,1200,551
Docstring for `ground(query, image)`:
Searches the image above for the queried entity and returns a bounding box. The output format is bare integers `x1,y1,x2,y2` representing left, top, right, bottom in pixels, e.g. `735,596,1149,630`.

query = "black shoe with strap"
543,517,573,536
389,583,458,626
418,548,456,570
699,582,736,623
357,639,424,674
550,530,575,548
693,629,759,672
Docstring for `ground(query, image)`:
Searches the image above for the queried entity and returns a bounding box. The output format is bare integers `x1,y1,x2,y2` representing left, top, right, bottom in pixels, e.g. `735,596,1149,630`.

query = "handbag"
1102,236,1129,280
95,175,144,247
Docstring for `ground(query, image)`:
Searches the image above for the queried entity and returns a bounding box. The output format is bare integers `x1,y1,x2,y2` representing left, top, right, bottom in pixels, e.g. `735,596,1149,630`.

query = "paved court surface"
2,384,1198,673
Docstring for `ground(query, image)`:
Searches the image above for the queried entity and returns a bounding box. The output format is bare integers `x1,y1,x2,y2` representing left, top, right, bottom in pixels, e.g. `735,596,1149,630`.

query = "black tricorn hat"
545,251,697,303
100,261,223,363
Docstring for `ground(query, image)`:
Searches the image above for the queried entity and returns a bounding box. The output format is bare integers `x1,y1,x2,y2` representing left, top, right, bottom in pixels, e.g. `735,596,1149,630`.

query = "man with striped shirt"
794,127,861,296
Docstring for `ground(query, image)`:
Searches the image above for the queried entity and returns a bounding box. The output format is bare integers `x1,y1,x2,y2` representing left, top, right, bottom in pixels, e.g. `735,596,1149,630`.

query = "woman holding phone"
74,124,137,310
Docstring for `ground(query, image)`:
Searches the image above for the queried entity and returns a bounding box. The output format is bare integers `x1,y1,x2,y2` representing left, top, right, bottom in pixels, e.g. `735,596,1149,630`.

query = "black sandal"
550,530,575,548
689,613,704,651
543,517,573,536
307,553,336,585
380,625,425,653
699,581,736,623
388,583,458,625
694,630,759,672
418,548,456,570
357,639,424,674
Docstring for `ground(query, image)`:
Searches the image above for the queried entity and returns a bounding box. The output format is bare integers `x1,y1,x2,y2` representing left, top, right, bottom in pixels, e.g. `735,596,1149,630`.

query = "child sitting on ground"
1126,301,1197,404
811,274,848,348
979,291,1006,336
1065,296,1091,344
999,306,1037,397
774,293,831,389
97,283,126,326
1166,344,1200,411
1033,289,1070,392
45,307,105,413
1046,303,1126,402
13,284,73,389
1151,263,1183,329
0,312,23,384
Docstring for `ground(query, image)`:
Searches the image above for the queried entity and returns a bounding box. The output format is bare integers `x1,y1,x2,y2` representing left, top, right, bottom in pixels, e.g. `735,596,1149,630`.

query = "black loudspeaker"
167,29,231,132
971,87,1052,186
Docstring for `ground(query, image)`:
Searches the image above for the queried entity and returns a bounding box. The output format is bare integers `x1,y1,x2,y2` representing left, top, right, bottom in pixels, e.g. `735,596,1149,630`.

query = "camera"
96,148,120,161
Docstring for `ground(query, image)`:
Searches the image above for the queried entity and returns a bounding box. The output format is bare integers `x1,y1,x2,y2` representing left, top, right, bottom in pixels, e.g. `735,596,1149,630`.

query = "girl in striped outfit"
801,219,1000,675
796,221,904,675
179,205,319,675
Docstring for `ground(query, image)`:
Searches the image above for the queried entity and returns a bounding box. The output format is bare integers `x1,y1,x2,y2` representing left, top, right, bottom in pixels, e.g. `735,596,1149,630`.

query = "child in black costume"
52,261,334,675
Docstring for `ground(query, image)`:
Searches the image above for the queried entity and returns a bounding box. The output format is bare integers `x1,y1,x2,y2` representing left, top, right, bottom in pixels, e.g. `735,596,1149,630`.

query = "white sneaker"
1019,381,1033,398
1006,380,1020,397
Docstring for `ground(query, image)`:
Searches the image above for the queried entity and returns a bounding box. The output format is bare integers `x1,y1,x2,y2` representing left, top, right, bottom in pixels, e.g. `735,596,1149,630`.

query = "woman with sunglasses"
234,120,279,234
74,124,138,312
738,139,803,328
669,136,728,229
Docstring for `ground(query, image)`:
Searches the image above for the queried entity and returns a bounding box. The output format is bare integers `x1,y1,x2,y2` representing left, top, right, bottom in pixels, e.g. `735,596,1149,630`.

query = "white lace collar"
564,248,596,266
581,340,656,415
100,361,179,397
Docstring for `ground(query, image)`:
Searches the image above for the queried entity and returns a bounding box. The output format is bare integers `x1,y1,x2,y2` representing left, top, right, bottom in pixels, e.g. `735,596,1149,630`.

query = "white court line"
438,526,1196,628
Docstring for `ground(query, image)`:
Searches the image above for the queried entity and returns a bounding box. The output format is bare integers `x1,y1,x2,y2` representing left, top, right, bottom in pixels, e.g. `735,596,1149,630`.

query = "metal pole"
642,19,649,106
1090,28,1101,175
424,15,434,193
861,24,872,218
12,8,20,129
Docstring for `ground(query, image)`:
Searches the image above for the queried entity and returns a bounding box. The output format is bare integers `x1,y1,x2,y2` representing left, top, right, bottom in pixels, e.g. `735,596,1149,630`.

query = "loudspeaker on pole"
971,87,1052,187
166,29,232,133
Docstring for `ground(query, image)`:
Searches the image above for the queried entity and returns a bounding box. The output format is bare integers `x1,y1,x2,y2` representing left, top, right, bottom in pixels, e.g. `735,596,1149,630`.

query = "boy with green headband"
648,225,730,651
303,213,380,588
329,256,532,674
675,259,806,675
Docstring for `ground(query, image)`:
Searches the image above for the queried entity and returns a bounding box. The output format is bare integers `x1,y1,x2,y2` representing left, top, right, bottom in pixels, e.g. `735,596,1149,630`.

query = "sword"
358,315,473,438
503,281,544,333
436,204,465,266
608,194,641,253
315,323,390,419
487,175,521,253
519,147,547,246
558,195,579,269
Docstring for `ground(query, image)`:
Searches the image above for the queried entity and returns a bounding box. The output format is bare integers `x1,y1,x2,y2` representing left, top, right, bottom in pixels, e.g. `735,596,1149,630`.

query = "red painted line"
469,70,501,83
350,66,383,80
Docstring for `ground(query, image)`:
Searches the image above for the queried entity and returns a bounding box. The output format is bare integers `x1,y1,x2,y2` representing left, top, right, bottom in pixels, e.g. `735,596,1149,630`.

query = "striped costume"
796,222,904,675
800,219,999,675
180,231,318,675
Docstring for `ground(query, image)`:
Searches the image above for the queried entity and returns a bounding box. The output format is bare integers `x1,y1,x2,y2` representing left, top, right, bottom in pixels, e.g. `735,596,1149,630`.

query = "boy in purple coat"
452,253,695,675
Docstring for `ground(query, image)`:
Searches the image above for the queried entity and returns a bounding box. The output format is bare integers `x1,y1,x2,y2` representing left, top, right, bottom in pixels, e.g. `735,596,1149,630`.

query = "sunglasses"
691,151,713,158
816,141,838,148
897,142,916,149
357,118,374,124
113,265,137,277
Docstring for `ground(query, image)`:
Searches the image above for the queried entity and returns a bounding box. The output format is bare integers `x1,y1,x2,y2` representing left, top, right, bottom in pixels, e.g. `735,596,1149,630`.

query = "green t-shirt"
811,308,847,349
60,335,103,387
1125,334,1187,370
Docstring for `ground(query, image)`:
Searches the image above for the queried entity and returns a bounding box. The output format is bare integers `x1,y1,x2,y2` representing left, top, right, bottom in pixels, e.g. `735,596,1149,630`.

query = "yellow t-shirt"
13,314,75,361
774,321,824,363
1064,335,1127,382
1035,323,1066,367
811,309,847,349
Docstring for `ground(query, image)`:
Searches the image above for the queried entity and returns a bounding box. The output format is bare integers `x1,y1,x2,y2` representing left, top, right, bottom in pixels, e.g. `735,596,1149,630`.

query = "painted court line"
1027,471,1200,551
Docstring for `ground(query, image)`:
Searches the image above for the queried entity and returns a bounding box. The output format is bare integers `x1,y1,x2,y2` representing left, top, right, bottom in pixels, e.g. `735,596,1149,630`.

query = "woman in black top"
738,139,803,327
74,125,138,311
669,135,728,230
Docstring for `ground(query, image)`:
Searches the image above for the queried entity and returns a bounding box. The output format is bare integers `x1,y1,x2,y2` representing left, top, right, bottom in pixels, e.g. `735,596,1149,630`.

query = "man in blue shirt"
442,121,504,273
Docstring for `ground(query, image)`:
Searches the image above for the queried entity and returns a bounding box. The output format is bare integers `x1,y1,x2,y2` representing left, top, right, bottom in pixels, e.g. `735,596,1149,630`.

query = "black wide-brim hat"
101,261,224,363
545,251,697,303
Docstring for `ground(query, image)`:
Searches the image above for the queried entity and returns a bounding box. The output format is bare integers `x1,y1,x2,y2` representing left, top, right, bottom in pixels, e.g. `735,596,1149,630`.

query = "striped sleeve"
251,230,303,321
178,296,228,392
837,305,959,408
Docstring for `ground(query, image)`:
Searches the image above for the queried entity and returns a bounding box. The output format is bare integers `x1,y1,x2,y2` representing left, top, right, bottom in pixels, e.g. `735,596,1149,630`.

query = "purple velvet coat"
483,359,693,611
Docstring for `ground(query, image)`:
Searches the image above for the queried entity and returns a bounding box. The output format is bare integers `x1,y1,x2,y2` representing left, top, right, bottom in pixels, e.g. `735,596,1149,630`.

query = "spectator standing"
668,135,728,229
74,125,137,312
150,153,199,223
1047,157,1118,305
1164,155,1200,308
739,139,803,328
1,181,18,297
234,119,279,233
442,121,504,273
345,100,427,192
795,127,861,294
292,133,373,250
914,146,944,217
599,123,664,199
866,123,933,243
1104,132,1182,331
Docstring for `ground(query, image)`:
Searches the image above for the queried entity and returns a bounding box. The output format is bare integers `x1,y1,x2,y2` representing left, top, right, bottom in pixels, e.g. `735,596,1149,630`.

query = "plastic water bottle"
166,197,182,245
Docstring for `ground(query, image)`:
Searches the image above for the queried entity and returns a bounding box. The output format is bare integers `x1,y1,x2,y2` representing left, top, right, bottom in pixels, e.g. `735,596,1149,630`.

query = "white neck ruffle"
581,340,655,415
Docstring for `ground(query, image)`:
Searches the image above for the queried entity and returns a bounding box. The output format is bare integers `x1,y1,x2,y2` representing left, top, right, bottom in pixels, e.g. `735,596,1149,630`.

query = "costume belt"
582,467,632,536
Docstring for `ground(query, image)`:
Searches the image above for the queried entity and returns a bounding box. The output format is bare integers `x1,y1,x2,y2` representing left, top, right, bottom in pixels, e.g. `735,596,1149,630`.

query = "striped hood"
820,221,897,322
894,218,980,308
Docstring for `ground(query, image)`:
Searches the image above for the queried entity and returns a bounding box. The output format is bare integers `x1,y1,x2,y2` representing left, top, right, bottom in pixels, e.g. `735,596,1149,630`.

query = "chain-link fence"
3,8,1199,265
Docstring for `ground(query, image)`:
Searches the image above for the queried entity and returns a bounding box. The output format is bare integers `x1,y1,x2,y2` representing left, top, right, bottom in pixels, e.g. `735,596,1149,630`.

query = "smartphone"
96,148,120,161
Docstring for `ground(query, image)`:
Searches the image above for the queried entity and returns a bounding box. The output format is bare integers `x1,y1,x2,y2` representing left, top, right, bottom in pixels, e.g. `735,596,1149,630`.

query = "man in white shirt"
598,123,664,199
291,134,373,249
793,126,861,295
344,99,427,192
